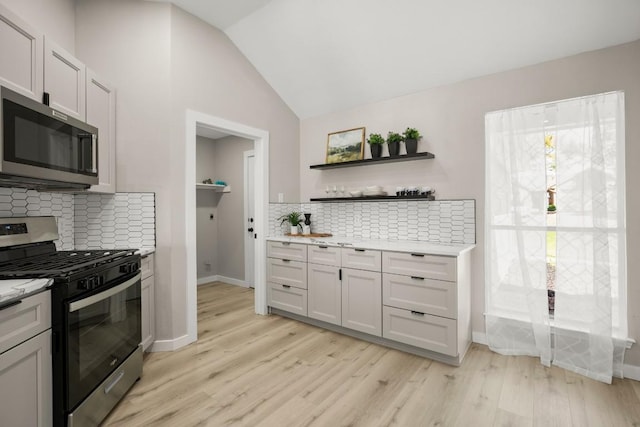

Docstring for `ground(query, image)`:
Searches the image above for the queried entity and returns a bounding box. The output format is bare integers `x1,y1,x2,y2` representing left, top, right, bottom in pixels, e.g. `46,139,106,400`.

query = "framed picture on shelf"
326,127,365,164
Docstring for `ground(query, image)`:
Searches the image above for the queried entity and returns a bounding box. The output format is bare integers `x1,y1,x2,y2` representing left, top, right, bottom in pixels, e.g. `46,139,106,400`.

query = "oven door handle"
69,273,141,313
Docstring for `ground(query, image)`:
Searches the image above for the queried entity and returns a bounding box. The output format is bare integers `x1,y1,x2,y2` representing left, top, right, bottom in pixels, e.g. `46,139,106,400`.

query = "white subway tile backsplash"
269,199,476,245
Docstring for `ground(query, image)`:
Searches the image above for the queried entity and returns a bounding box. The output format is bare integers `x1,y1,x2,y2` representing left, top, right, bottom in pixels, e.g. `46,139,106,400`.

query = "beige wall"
0,0,76,53
75,1,300,343
196,136,219,279
213,136,254,281
300,39,640,367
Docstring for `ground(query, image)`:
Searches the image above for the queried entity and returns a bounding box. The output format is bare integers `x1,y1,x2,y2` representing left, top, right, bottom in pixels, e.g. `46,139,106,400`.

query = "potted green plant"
367,133,385,158
402,127,422,154
387,131,403,157
278,211,303,235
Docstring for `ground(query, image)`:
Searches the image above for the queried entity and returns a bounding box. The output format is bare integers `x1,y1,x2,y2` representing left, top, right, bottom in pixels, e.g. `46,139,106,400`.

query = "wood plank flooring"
104,282,640,426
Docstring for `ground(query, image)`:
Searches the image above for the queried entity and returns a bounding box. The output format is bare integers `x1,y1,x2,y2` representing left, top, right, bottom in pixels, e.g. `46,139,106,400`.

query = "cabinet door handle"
282,285,291,289
282,259,290,263
411,276,425,281
410,253,424,257
339,268,342,281
354,248,365,252
410,310,425,316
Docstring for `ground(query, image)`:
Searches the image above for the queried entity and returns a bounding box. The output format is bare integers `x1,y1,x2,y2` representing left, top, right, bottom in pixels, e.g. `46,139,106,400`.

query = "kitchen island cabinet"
266,236,474,365
0,290,52,427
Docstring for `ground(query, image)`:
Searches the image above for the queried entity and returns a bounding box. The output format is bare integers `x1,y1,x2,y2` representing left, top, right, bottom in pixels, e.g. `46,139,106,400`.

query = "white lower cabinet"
0,291,52,427
141,254,155,351
267,240,472,364
341,268,382,336
267,243,308,316
307,263,341,325
383,306,457,356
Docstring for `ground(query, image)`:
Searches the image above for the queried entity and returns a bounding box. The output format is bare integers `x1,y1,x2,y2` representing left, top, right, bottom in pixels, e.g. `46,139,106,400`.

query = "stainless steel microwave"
0,86,98,190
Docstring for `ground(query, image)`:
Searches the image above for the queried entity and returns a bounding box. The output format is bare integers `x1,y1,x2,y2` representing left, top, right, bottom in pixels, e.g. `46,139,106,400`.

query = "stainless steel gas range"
0,216,142,427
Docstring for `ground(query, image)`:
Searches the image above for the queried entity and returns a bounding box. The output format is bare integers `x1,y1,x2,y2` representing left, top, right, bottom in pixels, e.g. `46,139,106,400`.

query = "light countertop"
267,236,475,257
0,278,53,305
136,247,155,257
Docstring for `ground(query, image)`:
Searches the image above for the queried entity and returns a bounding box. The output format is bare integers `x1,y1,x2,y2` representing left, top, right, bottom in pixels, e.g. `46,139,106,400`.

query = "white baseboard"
197,274,249,287
149,333,194,352
624,364,640,381
197,274,219,285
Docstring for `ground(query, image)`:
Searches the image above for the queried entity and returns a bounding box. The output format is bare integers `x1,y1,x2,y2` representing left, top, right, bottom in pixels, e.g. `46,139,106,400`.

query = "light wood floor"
104,282,640,427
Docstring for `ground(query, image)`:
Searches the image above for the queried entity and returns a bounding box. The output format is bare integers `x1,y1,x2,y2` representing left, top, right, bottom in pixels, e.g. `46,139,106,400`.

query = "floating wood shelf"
309,151,435,170
310,194,436,202
195,183,231,192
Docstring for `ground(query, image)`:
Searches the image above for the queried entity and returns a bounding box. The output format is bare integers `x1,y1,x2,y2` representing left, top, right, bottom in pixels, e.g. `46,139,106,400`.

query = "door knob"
247,227,254,232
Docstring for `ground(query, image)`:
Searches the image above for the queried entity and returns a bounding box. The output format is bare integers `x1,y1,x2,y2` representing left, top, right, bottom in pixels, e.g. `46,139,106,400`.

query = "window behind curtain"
485,91,627,383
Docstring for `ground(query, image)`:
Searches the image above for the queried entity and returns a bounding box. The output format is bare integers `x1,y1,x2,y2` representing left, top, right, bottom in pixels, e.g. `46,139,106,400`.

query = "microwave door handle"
68,273,141,312
91,134,98,173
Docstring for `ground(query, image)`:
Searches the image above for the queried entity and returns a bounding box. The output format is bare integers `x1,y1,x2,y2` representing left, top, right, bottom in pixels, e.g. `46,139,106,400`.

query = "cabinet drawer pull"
410,310,425,316
354,248,365,252
282,259,291,263
0,299,22,311
318,245,328,249
282,242,290,246
410,276,425,281
282,285,291,289
410,253,424,257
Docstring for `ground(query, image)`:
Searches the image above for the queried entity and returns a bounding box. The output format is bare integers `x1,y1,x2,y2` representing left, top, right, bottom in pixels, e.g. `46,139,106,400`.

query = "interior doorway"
185,110,269,345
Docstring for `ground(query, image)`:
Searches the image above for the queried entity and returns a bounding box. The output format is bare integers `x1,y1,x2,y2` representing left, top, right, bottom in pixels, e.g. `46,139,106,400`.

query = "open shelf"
309,151,435,170
195,183,231,192
310,194,435,202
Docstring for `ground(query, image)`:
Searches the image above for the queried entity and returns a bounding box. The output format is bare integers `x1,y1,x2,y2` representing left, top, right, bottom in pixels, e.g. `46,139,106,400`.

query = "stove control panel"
119,261,140,274
78,275,105,291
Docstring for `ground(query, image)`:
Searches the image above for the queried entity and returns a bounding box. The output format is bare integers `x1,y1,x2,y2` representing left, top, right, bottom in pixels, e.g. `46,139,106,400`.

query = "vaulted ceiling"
155,0,640,119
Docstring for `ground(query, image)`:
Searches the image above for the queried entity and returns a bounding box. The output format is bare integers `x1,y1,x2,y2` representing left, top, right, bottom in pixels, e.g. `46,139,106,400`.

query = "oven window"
66,279,141,409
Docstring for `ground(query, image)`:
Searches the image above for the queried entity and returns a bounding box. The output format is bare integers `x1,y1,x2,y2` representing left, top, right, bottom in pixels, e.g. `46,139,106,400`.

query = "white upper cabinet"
0,4,43,100
44,37,86,120
86,69,116,193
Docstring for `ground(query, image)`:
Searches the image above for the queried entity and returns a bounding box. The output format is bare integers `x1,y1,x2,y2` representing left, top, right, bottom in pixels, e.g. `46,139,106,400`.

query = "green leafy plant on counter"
278,211,303,227
367,133,385,145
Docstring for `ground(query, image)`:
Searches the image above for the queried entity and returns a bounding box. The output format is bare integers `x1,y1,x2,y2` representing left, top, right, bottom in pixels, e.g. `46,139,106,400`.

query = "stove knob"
87,276,96,289
120,264,131,274
78,279,87,290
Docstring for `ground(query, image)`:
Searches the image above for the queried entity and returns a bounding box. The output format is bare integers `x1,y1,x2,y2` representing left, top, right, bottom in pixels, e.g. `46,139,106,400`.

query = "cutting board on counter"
285,233,332,238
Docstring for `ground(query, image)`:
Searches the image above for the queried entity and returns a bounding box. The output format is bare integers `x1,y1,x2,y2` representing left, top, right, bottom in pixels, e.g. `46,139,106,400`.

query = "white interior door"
244,151,255,288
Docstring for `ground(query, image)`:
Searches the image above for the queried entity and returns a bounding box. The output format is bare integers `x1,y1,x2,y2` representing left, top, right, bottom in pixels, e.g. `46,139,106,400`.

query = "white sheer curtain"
485,92,626,383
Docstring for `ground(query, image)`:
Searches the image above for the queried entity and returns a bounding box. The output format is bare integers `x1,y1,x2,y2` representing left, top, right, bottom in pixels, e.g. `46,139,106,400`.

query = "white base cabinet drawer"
141,253,154,280
267,258,307,289
383,273,456,319
267,241,307,262
308,245,341,266
341,248,381,272
383,306,457,357
382,252,456,282
0,291,51,355
268,283,307,316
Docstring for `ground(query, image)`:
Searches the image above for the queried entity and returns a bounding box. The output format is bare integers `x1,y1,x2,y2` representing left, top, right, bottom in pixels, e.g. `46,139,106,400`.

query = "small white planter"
290,226,299,235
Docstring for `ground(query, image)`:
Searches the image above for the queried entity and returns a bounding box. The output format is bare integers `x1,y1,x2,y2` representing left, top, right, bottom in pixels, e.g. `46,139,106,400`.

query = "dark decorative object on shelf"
367,133,385,158
387,132,403,156
402,127,422,155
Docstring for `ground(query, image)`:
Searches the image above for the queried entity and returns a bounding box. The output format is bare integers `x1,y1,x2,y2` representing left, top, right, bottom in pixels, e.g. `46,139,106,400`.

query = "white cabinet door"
0,4,43,100
141,274,155,352
341,268,382,336
44,37,85,120
86,69,116,193
0,329,52,427
307,263,341,326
